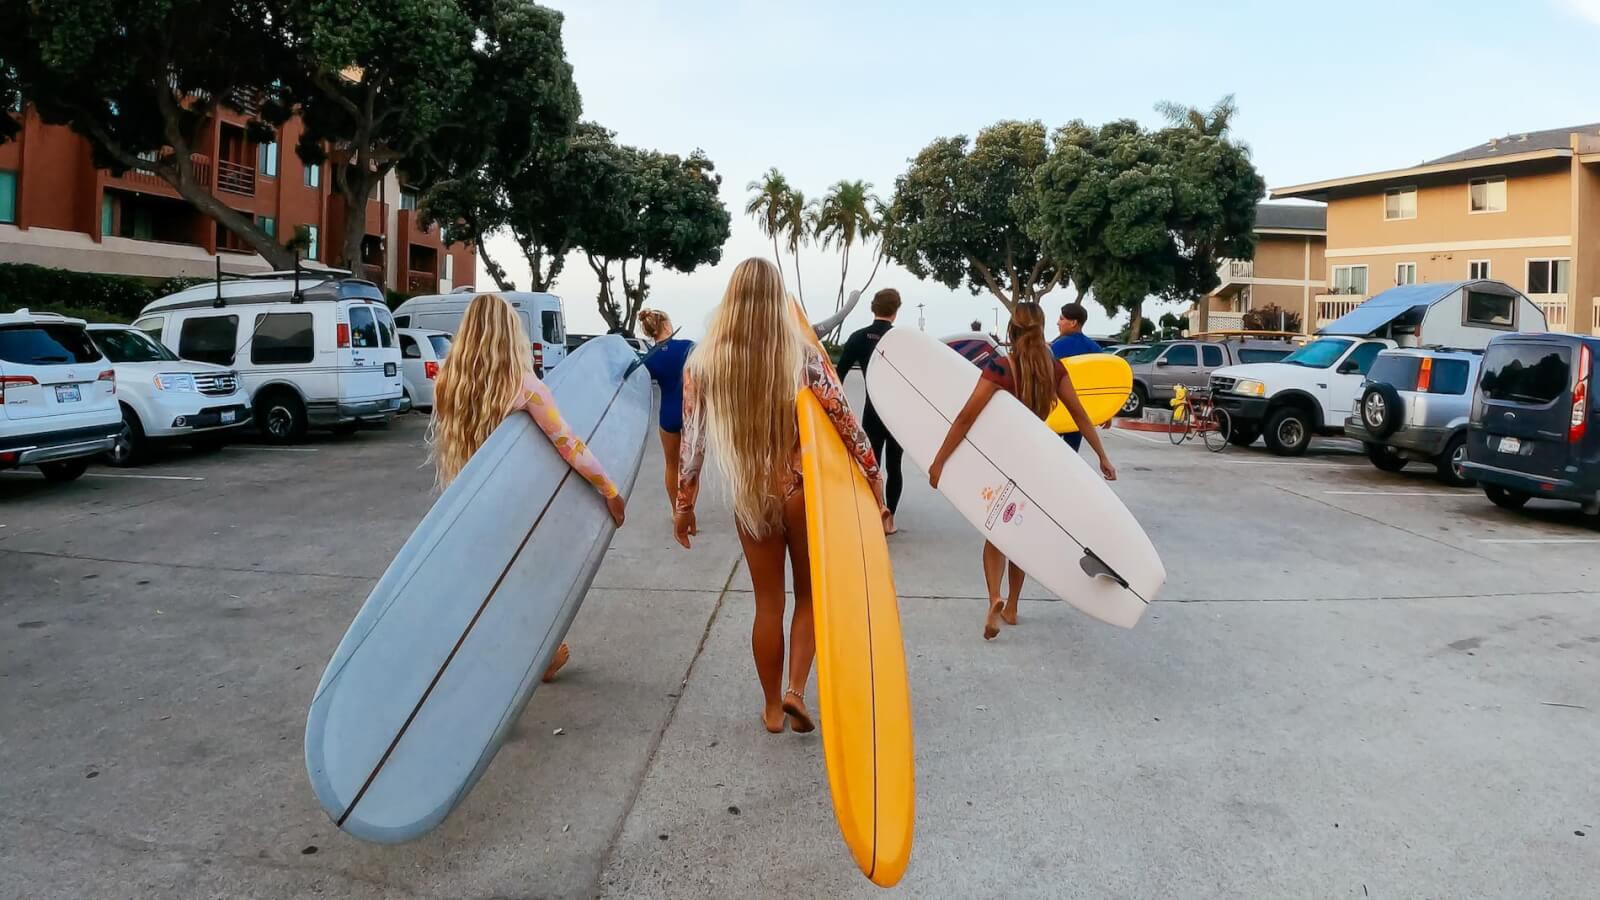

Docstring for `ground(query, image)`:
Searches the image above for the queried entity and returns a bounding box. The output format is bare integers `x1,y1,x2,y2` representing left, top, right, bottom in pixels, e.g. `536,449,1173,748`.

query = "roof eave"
1271,148,1573,200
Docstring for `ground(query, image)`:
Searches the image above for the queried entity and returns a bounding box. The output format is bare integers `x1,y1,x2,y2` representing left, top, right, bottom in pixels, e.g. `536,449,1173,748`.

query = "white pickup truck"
1211,279,1545,455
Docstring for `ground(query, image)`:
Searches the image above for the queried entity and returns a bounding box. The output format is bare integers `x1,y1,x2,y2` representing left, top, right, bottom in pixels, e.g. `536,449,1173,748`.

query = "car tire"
1227,424,1261,447
1483,483,1530,510
1435,433,1473,487
1264,406,1313,456
106,404,145,468
39,458,90,483
1365,441,1407,472
257,390,308,445
1122,385,1147,418
1360,384,1404,439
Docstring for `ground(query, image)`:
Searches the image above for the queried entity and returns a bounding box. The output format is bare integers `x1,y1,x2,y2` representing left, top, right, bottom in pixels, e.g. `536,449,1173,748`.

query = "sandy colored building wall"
1572,154,1600,334
1324,164,1572,253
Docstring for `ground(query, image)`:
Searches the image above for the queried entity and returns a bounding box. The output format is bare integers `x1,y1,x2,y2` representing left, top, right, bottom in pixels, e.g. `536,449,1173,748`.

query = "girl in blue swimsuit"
639,309,696,518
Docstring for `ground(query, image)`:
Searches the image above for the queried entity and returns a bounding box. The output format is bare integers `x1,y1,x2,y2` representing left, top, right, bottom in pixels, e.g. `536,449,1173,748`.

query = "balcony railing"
361,263,384,285
1531,295,1570,332
407,270,438,294
111,153,212,196
1316,294,1366,327
216,159,256,196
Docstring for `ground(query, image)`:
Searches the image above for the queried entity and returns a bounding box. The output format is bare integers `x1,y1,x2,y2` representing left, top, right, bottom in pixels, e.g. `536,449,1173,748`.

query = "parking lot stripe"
1323,490,1474,497
1479,538,1600,544
224,446,319,453
1225,460,1365,469
4,471,202,482
1109,428,1171,446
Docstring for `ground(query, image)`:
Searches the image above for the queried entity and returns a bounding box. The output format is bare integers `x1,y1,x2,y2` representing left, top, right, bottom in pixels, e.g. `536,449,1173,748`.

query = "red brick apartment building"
0,101,475,294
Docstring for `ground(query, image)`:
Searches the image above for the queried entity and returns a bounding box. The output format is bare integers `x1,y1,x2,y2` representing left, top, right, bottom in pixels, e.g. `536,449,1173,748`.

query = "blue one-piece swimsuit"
644,338,695,433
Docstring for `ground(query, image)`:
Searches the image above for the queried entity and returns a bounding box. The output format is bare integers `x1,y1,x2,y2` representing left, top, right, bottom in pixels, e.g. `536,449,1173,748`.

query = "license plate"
1498,436,1521,454
54,384,81,403
384,362,397,377
221,410,237,424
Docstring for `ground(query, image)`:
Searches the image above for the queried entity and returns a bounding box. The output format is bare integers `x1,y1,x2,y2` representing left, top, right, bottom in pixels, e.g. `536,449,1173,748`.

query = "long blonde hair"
428,294,534,488
1007,302,1058,419
686,258,806,536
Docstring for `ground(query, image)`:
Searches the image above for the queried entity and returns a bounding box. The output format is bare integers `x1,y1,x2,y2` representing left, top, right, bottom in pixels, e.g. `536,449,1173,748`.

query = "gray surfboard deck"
304,335,652,843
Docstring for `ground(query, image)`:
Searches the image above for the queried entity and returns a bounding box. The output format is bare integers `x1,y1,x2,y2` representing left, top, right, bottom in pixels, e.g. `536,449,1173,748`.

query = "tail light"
1570,344,1591,444
97,369,116,394
0,374,39,404
424,360,439,380
532,341,544,371
1416,357,1433,392
337,323,351,348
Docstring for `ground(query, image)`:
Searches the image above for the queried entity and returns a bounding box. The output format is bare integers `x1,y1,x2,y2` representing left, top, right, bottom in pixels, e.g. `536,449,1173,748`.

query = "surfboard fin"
1078,548,1129,589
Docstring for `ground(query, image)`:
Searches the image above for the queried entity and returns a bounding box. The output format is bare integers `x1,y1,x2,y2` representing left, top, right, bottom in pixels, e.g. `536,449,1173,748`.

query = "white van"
134,277,403,443
393,290,567,374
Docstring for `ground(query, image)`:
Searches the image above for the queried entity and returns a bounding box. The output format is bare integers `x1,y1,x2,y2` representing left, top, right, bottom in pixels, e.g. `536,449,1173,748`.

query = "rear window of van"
1481,344,1570,404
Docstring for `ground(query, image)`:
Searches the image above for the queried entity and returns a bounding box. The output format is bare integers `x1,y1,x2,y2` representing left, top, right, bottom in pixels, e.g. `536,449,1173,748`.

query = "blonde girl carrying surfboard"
927,301,1117,639
428,293,627,682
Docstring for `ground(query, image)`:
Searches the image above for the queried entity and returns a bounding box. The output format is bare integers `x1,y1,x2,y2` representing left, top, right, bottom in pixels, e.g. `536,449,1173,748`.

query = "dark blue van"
1463,332,1600,515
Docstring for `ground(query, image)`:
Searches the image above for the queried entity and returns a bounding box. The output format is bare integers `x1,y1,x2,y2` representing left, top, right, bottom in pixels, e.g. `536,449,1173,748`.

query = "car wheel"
39,458,90,483
257,390,308,445
1364,442,1407,472
1264,406,1313,456
1435,433,1473,487
1360,384,1404,439
106,405,145,468
1122,385,1147,418
1227,424,1261,447
1483,483,1530,510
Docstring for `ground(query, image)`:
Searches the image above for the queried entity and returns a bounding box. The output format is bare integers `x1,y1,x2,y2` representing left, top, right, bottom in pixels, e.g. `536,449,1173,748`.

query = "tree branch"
966,254,1012,310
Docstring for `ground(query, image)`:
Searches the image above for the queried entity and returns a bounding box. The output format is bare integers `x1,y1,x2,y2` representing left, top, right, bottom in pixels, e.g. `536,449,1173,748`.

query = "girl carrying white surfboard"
927,301,1117,639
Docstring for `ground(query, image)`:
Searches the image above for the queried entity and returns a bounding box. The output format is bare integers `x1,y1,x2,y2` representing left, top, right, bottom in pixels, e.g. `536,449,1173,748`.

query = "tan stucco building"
1197,202,1326,333
1272,123,1600,333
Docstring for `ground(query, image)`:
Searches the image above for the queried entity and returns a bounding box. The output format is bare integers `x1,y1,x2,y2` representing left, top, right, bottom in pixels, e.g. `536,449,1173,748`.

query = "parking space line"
1,471,206,482
1110,429,1171,446
1324,490,1474,497
1479,538,1600,544
224,446,319,453
1224,460,1365,469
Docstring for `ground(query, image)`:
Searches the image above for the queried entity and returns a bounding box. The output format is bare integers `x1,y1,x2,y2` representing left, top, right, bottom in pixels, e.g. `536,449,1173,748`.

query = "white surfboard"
866,328,1163,628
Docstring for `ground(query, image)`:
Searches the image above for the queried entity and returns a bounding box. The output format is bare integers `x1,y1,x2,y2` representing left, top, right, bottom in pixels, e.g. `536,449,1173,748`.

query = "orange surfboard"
791,303,914,887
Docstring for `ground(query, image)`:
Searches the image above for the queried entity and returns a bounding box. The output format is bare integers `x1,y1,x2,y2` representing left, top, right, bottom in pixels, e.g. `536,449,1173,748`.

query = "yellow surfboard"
1046,353,1135,434
792,304,914,887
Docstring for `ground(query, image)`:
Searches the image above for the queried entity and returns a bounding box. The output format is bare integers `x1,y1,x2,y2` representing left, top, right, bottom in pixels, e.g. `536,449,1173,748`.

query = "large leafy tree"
883,120,1069,312
0,0,298,267
813,180,880,331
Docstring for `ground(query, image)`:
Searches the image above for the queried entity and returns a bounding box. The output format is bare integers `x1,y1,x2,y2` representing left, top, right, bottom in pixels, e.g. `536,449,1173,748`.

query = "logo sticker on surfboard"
983,480,1025,530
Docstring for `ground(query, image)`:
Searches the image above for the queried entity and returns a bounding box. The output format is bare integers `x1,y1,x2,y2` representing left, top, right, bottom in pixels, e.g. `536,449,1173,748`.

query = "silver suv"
1345,347,1481,486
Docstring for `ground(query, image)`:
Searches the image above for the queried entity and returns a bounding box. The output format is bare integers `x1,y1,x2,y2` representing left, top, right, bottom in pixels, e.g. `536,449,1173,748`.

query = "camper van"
1211,280,1546,456
134,277,404,443
392,291,567,374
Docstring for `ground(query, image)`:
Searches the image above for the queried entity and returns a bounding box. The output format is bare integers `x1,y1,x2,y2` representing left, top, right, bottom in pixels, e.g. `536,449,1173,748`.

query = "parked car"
398,328,451,413
1122,336,1295,417
1211,281,1545,456
0,310,121,482
85,324,251,465
394,291,567,375
942,332,1001,367
1462,332,1600,517
135,276,403,444
1344,347,1480,485
1104,343,1149,359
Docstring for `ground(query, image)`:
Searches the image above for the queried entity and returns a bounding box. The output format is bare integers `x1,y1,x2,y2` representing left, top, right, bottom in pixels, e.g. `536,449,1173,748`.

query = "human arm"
811,289,862,339
928,378,1000,490
832,324,868,383
520,373,627,524
804,349,887,511
1058,369,1116,480
673,374,704,547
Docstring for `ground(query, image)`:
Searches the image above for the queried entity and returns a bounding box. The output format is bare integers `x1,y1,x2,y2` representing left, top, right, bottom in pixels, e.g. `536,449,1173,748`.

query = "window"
0,170,15,224
92,328,178,363
1395,262,1417,286
1162,344,1198,366
1384,186,1417,220
304,225,319,260
541,310,563,344
1465,289,1516,328
1332,265,1368,296
260,216,276,238
400,190,418,211
1469,177,1506,213
251,312,314,365
348,306,379,349
0,324,102,365
1344,342,1387,376
1526,258,1571,295
1469,260,1491,280
258,141,278,177
1238,348,1291,363
303,164,321,189
428,334,452,358
178,315,239,366
101,195,113,236
1367,354,1421,389
400,334,422,359
1201,345,1223,367
132,316,165,342
1429,359,1472,396
374,306,396,348
393,314,411,328
1481,344,1570,404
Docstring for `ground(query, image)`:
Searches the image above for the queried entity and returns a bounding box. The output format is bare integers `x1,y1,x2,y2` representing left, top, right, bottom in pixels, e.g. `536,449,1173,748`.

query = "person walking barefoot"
637,308,695,525
673,258,887,733
927,302,1116,638
429,294,627,681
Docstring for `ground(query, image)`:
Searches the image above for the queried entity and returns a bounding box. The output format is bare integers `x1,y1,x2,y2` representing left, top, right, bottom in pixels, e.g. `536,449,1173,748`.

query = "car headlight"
154,373,197,392
1232,378,1266,397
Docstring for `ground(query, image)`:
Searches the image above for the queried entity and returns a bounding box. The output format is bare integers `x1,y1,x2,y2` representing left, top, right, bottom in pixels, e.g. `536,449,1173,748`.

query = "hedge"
0,263,198,324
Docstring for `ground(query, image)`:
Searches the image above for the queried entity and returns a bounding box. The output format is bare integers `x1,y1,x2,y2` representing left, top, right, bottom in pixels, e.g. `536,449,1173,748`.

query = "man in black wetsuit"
836,288,903,533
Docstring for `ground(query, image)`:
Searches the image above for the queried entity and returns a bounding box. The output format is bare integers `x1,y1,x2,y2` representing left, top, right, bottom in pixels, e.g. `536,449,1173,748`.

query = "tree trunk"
772,233,786,287
1128,298,1145,342
478,242,515,291
587,253,621,331
791,247,805,309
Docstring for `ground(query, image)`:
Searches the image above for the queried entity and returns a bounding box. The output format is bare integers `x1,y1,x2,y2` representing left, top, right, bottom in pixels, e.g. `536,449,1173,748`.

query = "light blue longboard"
304,335,652,843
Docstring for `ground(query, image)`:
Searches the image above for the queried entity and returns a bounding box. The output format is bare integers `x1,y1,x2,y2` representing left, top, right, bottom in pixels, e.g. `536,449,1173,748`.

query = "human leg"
738,520,790,732
1002,562,1025,626
779,489,816,733
981,541,1007,640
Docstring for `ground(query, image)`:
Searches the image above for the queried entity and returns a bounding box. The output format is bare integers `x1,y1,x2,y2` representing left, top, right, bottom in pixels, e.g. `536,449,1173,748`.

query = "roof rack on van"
141,255,384,315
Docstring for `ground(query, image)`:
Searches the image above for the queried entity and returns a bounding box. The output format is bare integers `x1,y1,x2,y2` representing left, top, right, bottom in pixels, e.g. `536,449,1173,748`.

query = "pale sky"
483,0,1600,340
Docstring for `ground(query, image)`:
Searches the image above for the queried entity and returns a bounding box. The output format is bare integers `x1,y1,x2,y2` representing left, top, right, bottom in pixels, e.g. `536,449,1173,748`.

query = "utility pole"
916,303,926,331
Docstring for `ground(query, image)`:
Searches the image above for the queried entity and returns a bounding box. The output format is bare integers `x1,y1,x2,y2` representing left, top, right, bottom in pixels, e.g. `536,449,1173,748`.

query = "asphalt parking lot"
4,403,1598,899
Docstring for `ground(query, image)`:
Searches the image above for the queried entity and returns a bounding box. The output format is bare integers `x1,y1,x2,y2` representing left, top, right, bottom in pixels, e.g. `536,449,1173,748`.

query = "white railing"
1315,294,1365,327
1214,259,1253,288
1187,310,1245,334
1530,295,1569,332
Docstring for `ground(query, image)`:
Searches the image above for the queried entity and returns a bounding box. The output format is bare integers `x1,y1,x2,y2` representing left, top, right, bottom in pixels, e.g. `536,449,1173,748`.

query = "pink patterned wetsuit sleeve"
803,348,881,483
519,372,619,499
675,372,705,513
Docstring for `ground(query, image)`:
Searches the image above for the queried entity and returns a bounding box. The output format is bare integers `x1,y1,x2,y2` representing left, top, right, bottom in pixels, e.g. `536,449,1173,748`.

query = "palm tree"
813,180,880,329
745,168,791,284
1155,93,1237,137
778,188,814,308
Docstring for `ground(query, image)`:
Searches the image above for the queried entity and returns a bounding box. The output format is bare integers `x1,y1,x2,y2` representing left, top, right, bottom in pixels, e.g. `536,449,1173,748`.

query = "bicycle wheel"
1168,402,1189,445
1204,407,1232,453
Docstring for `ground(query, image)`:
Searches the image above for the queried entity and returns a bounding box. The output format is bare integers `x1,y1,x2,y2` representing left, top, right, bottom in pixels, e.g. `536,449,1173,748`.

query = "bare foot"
762,703,786,734
541,642,571,683
782,689,816,733
1001,600,1019,626
882,511,898,535
983,599,1004,640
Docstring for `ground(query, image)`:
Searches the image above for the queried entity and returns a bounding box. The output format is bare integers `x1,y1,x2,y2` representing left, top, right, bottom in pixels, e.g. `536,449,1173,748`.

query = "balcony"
216,159,256,196
106,153,212,199
361,263,384,284
407,270,438,294
1315,294,1367,327
1531,295,1570,333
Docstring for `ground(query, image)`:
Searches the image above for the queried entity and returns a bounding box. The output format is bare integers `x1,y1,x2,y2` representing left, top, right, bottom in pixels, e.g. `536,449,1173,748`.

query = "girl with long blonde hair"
674,258,887,734
429,293,626,681
928,301,1117,640
637,308,695,518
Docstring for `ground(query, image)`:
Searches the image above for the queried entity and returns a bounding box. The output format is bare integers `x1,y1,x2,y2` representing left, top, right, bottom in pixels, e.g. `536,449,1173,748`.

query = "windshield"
1128,343,1169,364
92,328,179,363
1280,338,1354,369
428,334,452,358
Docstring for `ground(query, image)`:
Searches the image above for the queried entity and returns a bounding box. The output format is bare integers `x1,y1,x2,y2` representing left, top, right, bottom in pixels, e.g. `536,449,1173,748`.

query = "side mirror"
1338,360,1360,375
1155,358,1169,367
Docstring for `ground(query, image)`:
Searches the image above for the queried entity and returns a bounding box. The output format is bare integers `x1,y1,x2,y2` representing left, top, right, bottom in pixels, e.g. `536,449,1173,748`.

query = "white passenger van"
392,290,567,374
134,277,403,443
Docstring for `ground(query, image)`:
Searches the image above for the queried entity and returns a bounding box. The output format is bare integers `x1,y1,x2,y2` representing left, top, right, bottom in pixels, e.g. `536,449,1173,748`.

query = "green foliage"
1116,317,1158,344
0,264,197,322
1242,304,1302,332
745,168,793,283
813,180,881,338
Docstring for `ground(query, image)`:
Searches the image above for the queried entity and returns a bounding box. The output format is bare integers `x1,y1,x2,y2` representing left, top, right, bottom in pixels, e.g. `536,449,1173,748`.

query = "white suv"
398,328,450,413
0,310,121,482
86,324,252,466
